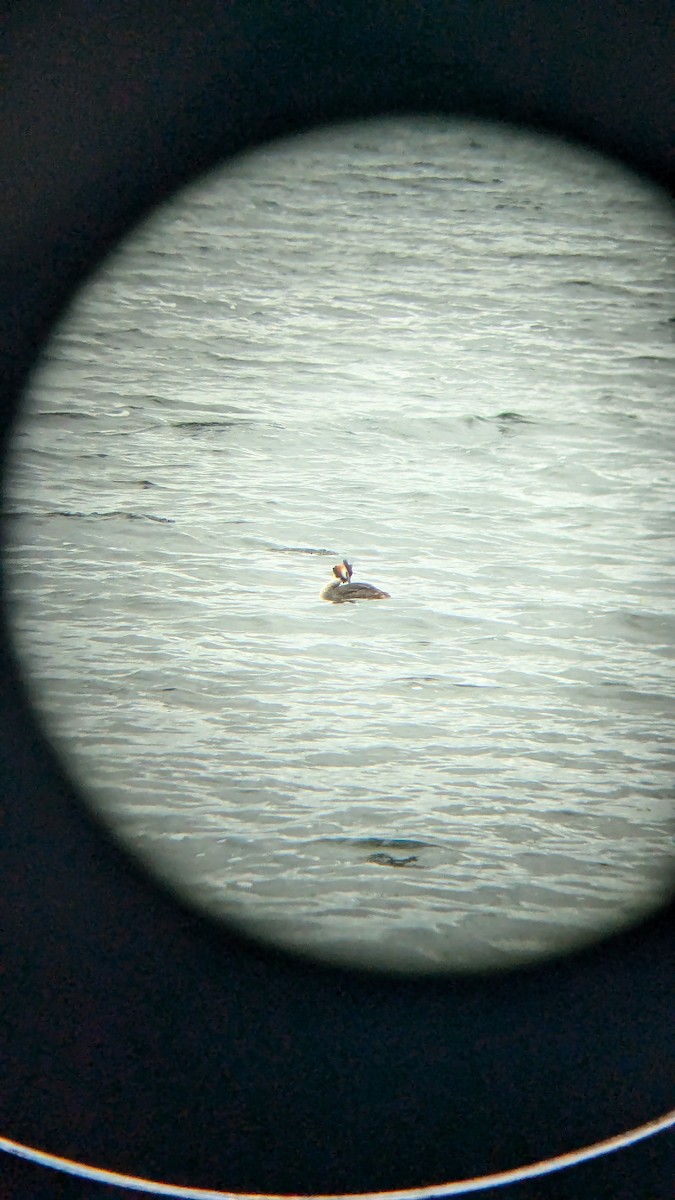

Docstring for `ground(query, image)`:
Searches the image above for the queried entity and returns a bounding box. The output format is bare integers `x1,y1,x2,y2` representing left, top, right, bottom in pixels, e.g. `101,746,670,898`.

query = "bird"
320,560,390,603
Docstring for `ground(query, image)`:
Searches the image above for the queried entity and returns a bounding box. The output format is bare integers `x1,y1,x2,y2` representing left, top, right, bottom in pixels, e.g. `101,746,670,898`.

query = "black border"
1,2,673,1197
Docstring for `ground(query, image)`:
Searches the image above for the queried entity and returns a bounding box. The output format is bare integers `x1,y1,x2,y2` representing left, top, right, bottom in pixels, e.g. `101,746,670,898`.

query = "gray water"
4,117,675,973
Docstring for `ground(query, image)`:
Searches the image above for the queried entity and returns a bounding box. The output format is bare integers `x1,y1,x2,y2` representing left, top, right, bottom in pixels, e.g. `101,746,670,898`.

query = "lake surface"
4,116,675,973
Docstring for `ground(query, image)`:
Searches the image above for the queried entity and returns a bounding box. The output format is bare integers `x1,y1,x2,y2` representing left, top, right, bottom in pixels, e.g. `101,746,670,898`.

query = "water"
3,117,675,973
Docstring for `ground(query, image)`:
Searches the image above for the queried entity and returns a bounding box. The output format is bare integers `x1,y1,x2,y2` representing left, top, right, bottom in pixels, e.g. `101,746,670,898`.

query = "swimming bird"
320,559,390,603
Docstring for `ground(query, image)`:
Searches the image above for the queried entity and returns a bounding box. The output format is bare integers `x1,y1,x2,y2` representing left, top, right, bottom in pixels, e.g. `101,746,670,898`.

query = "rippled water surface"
4,118,675,972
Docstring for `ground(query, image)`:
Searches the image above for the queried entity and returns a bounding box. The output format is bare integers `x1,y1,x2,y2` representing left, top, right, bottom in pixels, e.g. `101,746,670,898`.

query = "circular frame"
1,2,673,1197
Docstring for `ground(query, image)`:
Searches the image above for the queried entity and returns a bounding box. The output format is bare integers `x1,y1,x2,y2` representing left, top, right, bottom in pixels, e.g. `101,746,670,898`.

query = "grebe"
320,560,390,603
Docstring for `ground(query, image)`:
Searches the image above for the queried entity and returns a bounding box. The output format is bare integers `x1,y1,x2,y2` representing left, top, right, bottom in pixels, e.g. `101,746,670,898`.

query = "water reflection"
4,117,674,972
